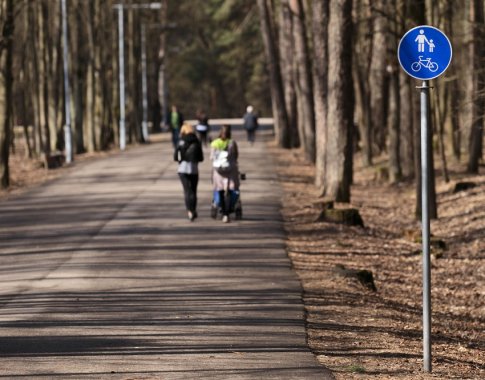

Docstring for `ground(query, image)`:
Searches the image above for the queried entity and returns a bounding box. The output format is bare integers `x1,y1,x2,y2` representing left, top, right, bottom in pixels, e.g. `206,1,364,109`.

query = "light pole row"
113,2,162,150
61,2,162,157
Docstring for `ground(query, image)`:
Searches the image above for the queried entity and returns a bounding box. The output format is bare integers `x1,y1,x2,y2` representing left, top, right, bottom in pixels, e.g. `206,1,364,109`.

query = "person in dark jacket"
174,123,204,221
243,105,258,145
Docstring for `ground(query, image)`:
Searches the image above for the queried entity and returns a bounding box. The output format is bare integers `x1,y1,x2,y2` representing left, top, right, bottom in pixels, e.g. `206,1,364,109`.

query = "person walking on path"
210,125,239,223
195,110,210,147
174,123,204,221
243,105,258,145
168,105,184,149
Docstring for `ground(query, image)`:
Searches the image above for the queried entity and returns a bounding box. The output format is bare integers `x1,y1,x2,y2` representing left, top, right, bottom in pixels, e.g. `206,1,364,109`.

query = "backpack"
212,150,231,175
175,137,202,163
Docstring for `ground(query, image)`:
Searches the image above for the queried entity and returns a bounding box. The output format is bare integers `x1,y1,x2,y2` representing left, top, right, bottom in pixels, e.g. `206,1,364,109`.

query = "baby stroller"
210,173,245,220
210,188,243,220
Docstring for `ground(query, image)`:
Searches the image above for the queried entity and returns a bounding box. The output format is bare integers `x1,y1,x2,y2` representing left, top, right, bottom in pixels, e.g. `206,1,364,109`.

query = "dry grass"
270,143,484,379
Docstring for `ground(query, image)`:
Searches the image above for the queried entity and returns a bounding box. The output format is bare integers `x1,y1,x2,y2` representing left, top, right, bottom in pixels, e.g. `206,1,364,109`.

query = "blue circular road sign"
398,25,452,80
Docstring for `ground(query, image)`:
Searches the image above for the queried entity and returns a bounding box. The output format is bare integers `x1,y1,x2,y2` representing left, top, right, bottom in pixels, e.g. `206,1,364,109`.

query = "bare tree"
257,0,289,148
369,0,388,154
466,0,484,173
312,0,329,190
0,0,14,188
289,0,315,161
353,0,372,166
387,0,401,183
278,0,297,148
156,0,168,132
324,0,354,202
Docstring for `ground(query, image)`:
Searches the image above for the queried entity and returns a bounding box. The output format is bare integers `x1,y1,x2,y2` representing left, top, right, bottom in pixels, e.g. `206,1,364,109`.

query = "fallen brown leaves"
270,143,484,379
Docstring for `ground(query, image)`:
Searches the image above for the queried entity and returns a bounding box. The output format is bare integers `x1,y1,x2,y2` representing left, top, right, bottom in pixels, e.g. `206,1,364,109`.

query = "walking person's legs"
248,130,255,145
172,130,180,148
188,174,199,218
179,173,196,221
218,190,230,223
200,131,207,146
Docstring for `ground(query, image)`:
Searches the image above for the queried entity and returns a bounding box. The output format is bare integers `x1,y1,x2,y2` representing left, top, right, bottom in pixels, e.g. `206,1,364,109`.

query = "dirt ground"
1,141,483,379
269,143,484,379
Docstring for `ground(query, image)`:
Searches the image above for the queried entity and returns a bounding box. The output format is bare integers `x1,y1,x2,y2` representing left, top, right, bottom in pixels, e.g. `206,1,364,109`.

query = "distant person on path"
211,125,239,223
168,105,184,149
243,105,258,145
174,123,204,221
195,110,210,147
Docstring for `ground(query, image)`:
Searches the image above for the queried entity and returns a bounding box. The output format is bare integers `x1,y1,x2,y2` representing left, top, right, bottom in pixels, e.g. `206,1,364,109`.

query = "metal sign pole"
419,80,432,372
61,0,72,163
399,26,452,373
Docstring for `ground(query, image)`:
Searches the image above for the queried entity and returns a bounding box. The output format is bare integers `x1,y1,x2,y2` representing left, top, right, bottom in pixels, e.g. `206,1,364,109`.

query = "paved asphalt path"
0,130,334,379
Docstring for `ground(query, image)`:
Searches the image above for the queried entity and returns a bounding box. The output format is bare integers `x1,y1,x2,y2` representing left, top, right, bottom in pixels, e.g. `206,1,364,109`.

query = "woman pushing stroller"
210,125,241,223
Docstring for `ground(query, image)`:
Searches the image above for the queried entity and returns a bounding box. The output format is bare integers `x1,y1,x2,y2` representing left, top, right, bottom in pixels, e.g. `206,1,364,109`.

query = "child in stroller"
210,125,242,223
210,187,242,221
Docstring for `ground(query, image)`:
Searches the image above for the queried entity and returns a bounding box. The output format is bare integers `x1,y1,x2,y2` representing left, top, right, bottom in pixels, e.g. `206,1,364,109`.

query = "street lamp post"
141,24,149,142
113,2,161,149
114,4,126,150
61,0,72,163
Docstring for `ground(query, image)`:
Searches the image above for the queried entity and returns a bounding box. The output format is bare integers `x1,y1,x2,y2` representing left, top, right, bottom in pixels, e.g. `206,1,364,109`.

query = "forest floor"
1,138,483,379
269,143,484,379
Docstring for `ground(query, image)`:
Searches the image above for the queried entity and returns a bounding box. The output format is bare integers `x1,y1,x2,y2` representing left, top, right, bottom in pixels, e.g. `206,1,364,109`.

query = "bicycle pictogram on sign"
411,56,438,73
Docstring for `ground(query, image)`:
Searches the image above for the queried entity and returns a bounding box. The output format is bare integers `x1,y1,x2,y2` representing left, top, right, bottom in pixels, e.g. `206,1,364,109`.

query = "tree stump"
453,182,476,193
333,264,377,291
312,200,334,211
375,166,389,182
413,236,447,250
317,208,364,227
43,152,65,169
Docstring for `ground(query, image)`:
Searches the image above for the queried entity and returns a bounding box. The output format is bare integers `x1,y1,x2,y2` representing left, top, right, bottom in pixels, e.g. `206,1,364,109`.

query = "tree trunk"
257,0,289,148
311,0,329,190
111,16,119,149
289,0,315,161
399,77,415,178
324,0,354,202
352,0,372,166
413,82,422,217
444,0,461,161
387,1,401,183
36,1,50,155
84,1,95,152
99,1,114,150
398,1,415,179
0,0,14,188
434,85,450,182
126,7,135,144
92,0,103,150
388,65,402,183
369,0,388,154
28,2,43,156
42,1,60,153
467,0,484,173
156,0,168,131
278,0,296,148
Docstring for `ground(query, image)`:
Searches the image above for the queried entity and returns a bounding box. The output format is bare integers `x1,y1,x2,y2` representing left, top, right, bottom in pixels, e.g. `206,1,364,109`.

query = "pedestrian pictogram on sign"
398,25,452,80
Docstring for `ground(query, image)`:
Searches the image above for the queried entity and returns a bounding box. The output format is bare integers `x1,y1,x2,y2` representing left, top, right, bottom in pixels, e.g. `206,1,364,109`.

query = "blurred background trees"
0,0,483,213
